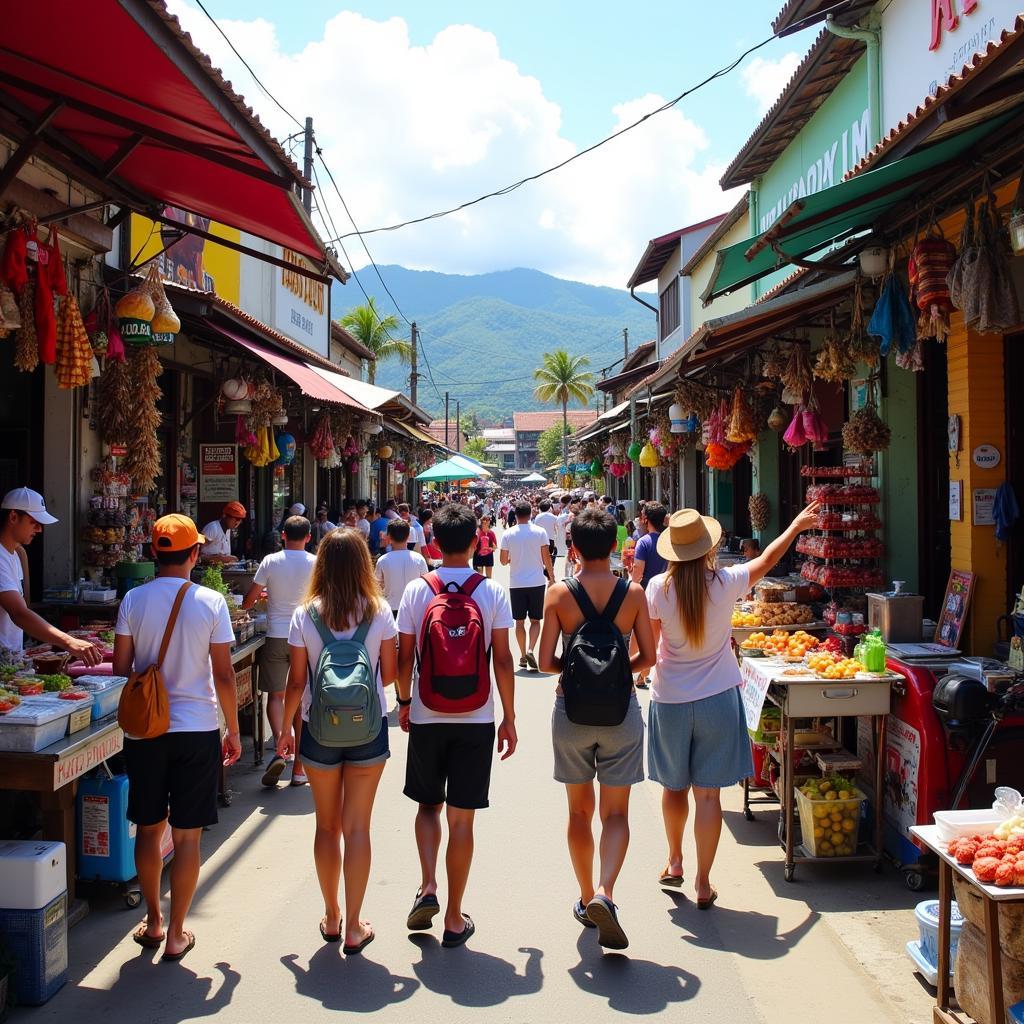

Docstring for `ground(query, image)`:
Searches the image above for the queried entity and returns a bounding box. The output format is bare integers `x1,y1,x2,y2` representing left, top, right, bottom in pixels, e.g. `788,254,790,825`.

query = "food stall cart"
739,653,900,881
910,824,1024,1024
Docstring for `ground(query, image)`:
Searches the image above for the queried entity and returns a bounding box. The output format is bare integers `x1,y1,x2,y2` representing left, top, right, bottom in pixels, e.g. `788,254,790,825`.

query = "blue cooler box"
77,773,136,883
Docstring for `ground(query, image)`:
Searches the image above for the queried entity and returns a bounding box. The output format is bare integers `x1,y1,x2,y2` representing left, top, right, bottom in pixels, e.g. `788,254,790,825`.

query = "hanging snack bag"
114,275,156,346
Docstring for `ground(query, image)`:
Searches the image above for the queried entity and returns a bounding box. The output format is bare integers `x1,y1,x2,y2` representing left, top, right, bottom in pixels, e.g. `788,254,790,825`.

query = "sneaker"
261,756,286,788
525,652,538,672
519,656,528,669
573,899,597,928
635,677,649,690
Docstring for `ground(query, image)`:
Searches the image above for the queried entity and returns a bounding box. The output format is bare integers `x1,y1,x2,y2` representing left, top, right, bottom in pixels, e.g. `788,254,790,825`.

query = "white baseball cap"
1,487,58,525
289,502,306,516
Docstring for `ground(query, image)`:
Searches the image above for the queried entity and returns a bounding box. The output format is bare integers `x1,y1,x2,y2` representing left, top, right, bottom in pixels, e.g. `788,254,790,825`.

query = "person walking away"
499,501,553,672
277,528,398,953
355,501,371,542
473,516,498,579
538,509,654,949
368,505,389,557
629,502,668,689
200,501,246,564
534,500,560,577
396,503,516,948
554,501,572,571
646,502,820,906
615,508,629,554
0,488,101,665
375,521,428,616
310,506,336,550
112,514,241,961
242,515,316,788
397,503,425,554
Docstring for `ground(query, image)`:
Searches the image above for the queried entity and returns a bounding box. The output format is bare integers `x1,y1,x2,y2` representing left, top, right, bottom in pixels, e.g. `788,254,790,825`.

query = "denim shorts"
647,687,753,791
299,716,390,771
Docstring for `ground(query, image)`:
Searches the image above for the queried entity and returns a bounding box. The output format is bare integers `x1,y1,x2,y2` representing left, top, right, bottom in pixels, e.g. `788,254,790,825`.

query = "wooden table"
910,824,1024,1024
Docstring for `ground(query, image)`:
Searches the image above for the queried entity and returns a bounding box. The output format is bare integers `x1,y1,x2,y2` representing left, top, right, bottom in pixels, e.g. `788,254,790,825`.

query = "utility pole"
623,326,629,362
302,116,314,215
409,322,419,406
444,392,450,449
456,401,461,452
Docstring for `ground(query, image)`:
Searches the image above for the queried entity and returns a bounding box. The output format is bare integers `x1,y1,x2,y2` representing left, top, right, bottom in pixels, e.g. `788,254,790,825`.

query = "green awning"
702,111,1014,304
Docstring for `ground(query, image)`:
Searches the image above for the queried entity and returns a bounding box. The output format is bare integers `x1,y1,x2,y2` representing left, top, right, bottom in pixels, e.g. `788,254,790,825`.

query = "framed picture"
933,569,976,649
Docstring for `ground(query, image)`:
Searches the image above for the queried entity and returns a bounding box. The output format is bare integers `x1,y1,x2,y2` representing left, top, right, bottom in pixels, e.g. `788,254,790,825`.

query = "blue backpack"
306,605,381,747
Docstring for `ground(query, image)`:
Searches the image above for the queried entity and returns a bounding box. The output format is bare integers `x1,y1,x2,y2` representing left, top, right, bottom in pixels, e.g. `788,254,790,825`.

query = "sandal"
132,924,165,949
319,918,341,943
658,871,684,888
406,889,440,931
160,931,195,962
343,926,375,956
441,913,475,948
697,887,719,910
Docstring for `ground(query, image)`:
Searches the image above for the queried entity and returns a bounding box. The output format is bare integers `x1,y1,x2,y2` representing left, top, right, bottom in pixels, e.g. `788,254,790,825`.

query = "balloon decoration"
275,432,296,465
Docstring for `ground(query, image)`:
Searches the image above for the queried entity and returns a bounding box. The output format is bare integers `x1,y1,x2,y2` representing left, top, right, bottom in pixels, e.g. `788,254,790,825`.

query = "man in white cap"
0,488,101,664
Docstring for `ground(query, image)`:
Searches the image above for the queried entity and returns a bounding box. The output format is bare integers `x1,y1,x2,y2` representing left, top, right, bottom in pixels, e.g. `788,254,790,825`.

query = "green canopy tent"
416,458,491,482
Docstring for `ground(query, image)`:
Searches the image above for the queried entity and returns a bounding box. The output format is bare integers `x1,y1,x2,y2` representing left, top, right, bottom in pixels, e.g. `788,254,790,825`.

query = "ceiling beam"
0,99,63,199
100,133,144,177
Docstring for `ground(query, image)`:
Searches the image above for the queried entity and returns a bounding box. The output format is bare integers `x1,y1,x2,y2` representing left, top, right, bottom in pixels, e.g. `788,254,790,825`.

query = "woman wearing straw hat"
646,502,820,908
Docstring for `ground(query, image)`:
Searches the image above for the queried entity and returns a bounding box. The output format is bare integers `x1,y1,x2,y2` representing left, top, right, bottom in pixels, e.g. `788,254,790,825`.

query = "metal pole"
629,394,639,503
444,392,450,449
456,401,461,452
623,326,629,362
409,322,418,406
302,116,313,215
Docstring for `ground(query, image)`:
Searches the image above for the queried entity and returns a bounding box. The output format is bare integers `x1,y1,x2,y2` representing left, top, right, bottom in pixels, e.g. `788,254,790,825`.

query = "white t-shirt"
0,545,24,653
200,520,231,557
646,564,750,703
288,598,397,721
554,512,572,554
116,578,235,733
533,511,559,547
499,522,549,589
397,567,513,725
407,520,425,549
375,548,428,611
356,517,371,538
253,549,317,638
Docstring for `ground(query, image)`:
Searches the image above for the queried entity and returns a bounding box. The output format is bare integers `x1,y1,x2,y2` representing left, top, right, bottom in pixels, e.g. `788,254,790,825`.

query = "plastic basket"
795,786,865,857
0,893,67,1005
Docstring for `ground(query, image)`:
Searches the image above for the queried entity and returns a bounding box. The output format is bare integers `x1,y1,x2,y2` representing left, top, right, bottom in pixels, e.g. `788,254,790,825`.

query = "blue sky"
175,1,814,285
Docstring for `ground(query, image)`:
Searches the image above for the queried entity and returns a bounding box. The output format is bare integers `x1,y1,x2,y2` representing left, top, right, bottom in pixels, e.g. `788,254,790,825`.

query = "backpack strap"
352,614,373,644
564,576,599,620
306,603,337,648
424,570,485,597
423,571,445,597
156,582,191,670
460,572,485,598
601,576,630,623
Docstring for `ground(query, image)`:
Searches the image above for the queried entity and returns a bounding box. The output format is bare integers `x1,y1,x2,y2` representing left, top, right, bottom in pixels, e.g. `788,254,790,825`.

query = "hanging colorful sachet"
115,273,155,346
145,263,180,344
908,224,956,342
54,293,93,389
867,264,916,357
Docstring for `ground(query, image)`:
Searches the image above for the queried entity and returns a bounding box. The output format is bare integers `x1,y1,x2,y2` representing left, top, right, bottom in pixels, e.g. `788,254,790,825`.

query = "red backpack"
417,572,490,713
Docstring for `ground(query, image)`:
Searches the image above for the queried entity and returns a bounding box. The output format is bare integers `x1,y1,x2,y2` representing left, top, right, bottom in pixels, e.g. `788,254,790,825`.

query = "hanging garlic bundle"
842,400,891,455
248,380,280,428
123,347,163,493
14,279,38,372
674,379,716,419
749,493,770,531
759,342,788,381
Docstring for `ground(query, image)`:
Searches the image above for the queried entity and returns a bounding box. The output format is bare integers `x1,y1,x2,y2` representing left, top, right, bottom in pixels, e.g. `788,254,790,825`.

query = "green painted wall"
752,432,781,542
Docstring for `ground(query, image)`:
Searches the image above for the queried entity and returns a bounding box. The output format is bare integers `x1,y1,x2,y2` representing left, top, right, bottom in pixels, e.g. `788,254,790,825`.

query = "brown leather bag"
117,582,191,739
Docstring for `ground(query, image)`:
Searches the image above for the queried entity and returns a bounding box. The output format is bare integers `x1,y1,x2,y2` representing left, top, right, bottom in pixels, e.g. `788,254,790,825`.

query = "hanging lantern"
272,411,289,426
627,440,642,462
377,444,393,460
683,413,699,434
859,245,890,279
275,433,296,465
668,402,686,433
221,378,249,401
367,421,383,435
638,443,660,468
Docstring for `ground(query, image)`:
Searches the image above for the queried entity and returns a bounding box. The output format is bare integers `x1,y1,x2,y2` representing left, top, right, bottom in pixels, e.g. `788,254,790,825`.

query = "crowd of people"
91,484,820,962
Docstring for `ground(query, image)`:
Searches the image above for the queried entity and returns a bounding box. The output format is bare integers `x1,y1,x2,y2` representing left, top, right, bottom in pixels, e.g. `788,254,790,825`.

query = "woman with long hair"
646,502,819,907
278,528,398,954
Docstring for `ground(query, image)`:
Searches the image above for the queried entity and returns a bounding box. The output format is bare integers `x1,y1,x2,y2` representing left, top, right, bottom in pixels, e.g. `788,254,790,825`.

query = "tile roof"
330,322,375,361
513,410,598,432
625,214,728,289
771,0,875,35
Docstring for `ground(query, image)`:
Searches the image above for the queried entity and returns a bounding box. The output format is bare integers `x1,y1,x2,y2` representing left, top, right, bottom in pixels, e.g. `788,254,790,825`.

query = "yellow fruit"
841,818,856,833
830,831,844,846
824,791,837,801
813,826,825,839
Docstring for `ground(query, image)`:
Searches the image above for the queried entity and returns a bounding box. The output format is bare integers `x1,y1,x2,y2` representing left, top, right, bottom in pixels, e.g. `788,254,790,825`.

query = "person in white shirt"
355,500,371,541
277,528,398,953
200,501,246,564
0,488,100,665
499,501,553,672
242,516,316,787
375,520,428,614
533,499,560,576
310,506,337,549
397,503,425,553
112,514,240,962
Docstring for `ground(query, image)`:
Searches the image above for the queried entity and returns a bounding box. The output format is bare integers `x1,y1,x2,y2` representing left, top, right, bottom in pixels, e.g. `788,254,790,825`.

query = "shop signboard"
880,0,1021,138
53,723,123,789
972,444,1000,468
199,444,239,502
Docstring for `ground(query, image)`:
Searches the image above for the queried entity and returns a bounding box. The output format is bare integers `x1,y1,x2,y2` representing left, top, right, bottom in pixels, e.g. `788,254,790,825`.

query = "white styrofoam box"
0,703,70,752
0,841,67,910
933,809,1003,843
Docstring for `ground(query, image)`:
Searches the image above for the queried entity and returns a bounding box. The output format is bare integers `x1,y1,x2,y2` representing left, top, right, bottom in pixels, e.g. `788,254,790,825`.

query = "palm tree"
533,350,595,470
337,298,409,385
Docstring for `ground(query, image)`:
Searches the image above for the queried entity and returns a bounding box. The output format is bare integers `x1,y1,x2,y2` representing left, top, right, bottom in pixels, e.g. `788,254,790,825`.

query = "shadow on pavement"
567,931,700,1012
663,890,819,961
755,858,917,913
281,947,419,1012
408,934,543,1006
722,806,783,848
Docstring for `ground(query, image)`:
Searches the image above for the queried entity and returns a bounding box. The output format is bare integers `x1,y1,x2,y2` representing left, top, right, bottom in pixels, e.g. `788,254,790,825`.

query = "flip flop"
406,889,440,931
290,772,308,787
160,931,195,962
658,872,684,888
573,899,597,928
525,653,539,672
343,927,375,956
697,887,719,910
261,756,286,788
586,896,629,950
132,924,165,949
319,918,341,943
441,914,475,948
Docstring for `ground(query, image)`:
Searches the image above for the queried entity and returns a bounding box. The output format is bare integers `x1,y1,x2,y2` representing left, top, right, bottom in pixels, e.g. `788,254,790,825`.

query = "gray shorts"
258,636,290,693
551,694,644,787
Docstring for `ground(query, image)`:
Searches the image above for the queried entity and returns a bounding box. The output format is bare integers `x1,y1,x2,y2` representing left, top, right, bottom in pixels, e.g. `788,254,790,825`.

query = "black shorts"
124,730,221,829
404,722,496,809
472,553,494,568
509,585,546,621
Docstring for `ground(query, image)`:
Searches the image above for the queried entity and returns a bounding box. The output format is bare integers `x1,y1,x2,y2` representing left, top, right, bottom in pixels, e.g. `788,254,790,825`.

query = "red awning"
210,324,372,414
0,1,327,262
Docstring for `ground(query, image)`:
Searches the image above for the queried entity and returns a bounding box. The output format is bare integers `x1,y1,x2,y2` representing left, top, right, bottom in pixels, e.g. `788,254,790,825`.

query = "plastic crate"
0,894,67,1005
794,785,865,857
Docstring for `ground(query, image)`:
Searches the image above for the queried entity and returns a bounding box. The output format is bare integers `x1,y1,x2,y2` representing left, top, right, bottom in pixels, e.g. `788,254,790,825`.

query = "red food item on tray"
948,837,981,864
58,689,90,700
16,681,44,696
973,856,1001,883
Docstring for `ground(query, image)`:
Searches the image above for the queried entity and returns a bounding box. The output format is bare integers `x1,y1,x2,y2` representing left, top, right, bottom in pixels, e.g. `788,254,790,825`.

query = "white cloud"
167,3,735,288
741,53,801,116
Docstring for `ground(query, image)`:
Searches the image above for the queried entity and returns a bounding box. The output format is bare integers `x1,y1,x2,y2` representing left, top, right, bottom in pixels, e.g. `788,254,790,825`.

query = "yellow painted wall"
688,217,752,329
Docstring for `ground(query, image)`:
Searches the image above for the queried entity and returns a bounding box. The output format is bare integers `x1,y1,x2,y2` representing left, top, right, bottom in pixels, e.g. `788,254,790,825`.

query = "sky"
169,1,812,290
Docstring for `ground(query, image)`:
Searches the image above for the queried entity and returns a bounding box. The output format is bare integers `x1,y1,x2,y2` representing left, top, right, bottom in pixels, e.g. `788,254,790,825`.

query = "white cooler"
0,840,66,910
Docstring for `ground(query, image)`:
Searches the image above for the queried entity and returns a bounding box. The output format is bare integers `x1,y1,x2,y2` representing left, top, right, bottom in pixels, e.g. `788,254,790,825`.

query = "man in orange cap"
200,501,246,564
113,513,241,962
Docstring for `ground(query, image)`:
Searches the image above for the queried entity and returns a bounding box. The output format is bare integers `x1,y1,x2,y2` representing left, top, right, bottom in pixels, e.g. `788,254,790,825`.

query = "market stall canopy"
305,365,433,424
449,454,490,477
416,459,482,483
521,472,548,484
0,1,339,273
210,324,372,414
701,111,1014,304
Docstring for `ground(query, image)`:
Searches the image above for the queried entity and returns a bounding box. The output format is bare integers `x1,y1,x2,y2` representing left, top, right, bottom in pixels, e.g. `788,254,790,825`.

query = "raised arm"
744,501,821,587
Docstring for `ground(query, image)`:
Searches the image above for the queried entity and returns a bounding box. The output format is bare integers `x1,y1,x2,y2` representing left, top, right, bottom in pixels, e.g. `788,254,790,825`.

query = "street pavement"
17,556,935,1024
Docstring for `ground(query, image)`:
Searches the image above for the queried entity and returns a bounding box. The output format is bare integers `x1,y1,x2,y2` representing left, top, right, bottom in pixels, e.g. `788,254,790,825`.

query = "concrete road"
17,555,934,1023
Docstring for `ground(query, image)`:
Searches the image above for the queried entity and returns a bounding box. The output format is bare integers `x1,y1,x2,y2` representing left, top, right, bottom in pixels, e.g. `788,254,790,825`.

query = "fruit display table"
910,824,1024,1024
739,655,899,881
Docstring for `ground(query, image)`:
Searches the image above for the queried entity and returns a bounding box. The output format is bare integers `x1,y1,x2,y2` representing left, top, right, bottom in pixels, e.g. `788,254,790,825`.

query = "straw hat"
656,508,723,563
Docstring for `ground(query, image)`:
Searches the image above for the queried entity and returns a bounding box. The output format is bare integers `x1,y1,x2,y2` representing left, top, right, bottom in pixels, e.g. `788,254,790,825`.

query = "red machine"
877,655,1024,890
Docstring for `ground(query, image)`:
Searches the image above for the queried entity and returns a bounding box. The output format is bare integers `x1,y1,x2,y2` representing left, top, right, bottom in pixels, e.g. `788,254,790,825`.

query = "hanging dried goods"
725,386,758,443
0,282,21,336
767,405,788,431
895,338,924,372
674,379,716,419
841,401,891,455
97,359,133,444
123,347,163,493
749,493,770,531
54,293,93,388
813,324,858,382
308,414,335,460
14,278,38,372
780,345,813,405
759,343,788,381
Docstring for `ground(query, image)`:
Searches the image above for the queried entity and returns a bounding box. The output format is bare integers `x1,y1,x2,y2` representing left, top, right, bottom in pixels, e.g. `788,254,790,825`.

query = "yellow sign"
130,208,240,306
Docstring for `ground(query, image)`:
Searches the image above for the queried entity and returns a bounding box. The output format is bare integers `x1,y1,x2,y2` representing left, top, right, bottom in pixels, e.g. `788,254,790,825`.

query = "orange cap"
151,514,205,553
222,501,246,519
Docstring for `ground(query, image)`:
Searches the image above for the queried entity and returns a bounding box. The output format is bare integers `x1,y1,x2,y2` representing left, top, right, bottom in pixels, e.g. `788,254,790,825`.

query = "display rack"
82,458,155,584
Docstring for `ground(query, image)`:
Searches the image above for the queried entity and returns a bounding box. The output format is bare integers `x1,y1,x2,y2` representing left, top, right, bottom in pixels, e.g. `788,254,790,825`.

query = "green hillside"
332,266,656,421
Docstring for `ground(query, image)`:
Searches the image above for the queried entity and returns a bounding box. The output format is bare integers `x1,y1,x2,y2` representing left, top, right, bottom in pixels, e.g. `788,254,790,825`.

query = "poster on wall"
972,488,997,526
934,569,976,649
199,444,239,503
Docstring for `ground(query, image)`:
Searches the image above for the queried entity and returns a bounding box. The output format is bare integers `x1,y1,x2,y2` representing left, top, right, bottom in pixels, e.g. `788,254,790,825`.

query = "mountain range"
332,266,656,421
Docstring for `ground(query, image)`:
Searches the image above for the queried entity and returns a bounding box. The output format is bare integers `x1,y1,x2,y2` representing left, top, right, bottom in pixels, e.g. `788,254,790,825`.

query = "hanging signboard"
972,444,1001,469
199,444,239,503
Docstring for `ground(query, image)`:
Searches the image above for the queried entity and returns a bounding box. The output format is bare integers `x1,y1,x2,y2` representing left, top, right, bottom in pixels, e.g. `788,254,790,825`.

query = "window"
659,277,679,340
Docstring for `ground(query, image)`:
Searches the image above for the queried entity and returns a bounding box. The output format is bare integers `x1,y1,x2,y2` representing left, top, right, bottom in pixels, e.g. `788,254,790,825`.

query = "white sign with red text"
53,725,123,789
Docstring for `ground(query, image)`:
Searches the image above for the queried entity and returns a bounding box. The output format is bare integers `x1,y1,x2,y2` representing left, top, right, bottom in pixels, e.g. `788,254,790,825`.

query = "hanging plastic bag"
867,272,916,357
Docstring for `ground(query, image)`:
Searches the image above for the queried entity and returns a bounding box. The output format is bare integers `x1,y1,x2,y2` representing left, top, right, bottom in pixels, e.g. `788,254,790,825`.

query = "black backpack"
561,576,632,726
